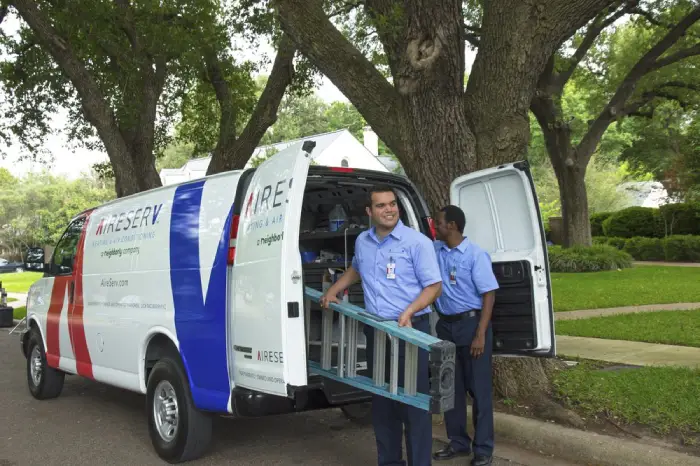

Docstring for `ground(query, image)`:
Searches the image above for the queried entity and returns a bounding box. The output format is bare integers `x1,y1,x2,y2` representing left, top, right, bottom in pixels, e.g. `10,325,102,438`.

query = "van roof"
72,164,414,222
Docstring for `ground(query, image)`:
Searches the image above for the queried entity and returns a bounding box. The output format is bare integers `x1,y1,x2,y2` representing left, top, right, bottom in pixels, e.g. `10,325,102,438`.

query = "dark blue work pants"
435,314,494,457
363,317,432,466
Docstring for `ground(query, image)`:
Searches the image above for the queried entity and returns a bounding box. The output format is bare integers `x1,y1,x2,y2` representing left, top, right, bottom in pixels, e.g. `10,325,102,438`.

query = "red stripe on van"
45,276,70,368
68,212,93,379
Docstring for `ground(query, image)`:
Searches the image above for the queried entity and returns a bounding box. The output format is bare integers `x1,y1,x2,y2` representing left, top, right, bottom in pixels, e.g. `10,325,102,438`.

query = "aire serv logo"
95,203,164,236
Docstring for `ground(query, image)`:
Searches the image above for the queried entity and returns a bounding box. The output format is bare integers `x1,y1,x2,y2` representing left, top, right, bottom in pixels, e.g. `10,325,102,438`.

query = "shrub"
663,235,700,262
623,237,665,261
548,245,633,273
658,203,700,236
590,212,613,237
603,207,663,238
593,236,626,250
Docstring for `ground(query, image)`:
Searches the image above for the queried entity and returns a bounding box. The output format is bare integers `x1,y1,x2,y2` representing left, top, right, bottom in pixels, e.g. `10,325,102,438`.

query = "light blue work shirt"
351,220,442,320
434,237,499,315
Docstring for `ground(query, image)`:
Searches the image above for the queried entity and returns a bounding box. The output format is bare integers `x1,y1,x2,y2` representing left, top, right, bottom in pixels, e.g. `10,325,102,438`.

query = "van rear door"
231,143,311,397
450,161,555,356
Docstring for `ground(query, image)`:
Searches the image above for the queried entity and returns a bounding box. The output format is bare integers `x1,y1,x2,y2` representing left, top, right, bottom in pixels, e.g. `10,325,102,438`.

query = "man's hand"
398,309,414,327
320,292,340,309
471,332,486,358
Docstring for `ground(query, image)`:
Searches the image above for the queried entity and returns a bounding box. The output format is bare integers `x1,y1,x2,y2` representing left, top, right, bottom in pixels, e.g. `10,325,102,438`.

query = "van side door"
231,143,312,397
451,161,555,357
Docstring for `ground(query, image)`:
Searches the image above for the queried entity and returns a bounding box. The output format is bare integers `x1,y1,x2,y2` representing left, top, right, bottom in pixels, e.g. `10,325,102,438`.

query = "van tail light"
425,216,436,240
228,214,240,265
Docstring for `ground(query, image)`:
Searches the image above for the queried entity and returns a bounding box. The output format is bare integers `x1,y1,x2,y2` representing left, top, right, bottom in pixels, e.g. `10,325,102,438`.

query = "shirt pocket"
379,248,412,276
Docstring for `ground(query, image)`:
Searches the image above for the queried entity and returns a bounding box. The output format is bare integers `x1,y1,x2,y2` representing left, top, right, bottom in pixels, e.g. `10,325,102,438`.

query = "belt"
412,313,430,323
437,309,480,323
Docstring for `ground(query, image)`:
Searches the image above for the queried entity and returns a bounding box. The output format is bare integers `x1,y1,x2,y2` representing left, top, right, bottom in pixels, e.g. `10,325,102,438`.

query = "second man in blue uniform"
431,205,499,466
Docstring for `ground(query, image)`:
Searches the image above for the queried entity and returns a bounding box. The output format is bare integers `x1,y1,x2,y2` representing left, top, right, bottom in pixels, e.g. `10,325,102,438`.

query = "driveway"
0,331,574,465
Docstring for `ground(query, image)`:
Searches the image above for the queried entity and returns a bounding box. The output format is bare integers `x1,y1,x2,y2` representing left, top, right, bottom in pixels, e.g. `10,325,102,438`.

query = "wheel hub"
30,346,43,386
153,380,179,442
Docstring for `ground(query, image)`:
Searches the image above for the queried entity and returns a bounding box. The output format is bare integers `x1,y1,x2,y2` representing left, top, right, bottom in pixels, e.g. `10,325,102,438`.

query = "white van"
19,141,554,463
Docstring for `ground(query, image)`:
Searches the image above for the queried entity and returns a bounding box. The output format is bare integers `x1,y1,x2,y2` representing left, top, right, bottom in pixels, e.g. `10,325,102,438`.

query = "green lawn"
554,361,700,436
552,266,700,312
556,310,700,347
0,272,42,293
13,306,26,320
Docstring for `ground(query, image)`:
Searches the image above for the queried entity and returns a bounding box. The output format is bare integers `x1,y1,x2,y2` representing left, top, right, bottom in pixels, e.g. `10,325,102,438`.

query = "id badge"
386,257,396,280
449,266,457,285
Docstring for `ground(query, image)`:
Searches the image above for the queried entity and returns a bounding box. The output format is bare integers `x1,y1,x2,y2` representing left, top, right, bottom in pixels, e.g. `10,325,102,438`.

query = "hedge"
548,245,633,273
593,235,700,262
593,203,699,239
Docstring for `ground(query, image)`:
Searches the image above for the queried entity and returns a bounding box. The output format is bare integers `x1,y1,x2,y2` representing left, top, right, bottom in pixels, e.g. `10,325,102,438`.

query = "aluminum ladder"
304,286,455,414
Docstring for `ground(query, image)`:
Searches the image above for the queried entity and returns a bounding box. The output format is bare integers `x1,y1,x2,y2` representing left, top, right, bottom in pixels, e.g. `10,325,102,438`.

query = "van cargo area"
298,174,423,405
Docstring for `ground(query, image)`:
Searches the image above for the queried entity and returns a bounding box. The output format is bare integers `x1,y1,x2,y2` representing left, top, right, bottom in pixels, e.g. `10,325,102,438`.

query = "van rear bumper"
230,375,372,418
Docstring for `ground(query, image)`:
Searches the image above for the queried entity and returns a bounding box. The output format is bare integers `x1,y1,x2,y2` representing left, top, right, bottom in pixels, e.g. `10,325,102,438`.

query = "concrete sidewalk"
634,261,700,267
556,335,700,369
555,302,700,321
5,292,27,308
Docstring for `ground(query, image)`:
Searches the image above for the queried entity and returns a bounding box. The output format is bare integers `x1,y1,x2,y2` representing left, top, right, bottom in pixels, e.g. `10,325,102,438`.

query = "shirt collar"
370,219,405,242
441,236,470,252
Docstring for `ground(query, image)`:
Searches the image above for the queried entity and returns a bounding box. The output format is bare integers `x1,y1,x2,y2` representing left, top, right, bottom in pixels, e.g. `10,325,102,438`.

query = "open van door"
231,143,312,397
450,161,555,357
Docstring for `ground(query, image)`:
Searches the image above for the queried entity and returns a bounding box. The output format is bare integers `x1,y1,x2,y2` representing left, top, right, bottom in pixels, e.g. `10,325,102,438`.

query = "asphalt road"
0,330,575,466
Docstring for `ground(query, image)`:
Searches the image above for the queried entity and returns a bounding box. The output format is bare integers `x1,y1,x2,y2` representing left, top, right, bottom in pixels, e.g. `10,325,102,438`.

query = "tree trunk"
554,159,592,247
532,93,592,247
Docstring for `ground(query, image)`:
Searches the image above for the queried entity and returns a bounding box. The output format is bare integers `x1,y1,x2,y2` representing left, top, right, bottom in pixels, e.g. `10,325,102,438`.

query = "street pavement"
0,330,576,466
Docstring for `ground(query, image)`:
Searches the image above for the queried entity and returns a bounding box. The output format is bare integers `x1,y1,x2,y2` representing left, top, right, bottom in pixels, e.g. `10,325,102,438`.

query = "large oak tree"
533,0,700,246
272,0,617,211
0,0,295,197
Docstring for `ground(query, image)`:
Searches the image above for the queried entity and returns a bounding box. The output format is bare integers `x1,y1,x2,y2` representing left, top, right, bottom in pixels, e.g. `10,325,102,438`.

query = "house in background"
159,127,400,185
617,181,675,208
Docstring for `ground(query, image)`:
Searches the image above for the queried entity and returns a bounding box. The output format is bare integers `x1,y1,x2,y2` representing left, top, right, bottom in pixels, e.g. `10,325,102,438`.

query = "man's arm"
399,281,442,326
319,266,361,308
398,237,443,327
470,250,499,357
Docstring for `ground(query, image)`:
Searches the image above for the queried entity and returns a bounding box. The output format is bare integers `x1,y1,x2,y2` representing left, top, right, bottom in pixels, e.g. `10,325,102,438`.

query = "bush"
663,235,700,262
658,203,700,236
603,207,663,238
548,245,634,273
623,237,665,261
590,212,613,237
593,236,626,250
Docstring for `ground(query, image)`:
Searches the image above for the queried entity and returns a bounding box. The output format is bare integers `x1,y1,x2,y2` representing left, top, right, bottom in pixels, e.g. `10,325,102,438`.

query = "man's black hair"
440,205,466,233
366,184,398,208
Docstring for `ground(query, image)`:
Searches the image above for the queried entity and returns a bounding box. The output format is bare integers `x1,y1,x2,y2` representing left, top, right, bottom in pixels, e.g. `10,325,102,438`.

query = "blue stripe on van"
169,180,233,412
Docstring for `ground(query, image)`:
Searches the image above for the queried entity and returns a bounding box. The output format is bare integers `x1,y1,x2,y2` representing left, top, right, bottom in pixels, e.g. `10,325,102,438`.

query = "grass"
556,310,700,347
0,271,42,293
552,266,700,311
554,360,700,436
13,306,26,320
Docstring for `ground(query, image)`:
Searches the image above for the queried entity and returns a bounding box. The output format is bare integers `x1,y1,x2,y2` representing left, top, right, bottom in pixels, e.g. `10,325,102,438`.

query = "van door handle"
69,281,75,303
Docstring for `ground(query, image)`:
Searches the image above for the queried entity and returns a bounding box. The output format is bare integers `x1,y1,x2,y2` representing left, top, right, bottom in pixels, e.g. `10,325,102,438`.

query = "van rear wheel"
26,330,64,399
146,357,212,463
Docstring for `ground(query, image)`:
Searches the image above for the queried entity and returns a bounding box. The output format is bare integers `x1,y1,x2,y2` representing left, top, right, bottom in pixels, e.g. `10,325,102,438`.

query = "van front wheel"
26,330,64,399
146,357,212,463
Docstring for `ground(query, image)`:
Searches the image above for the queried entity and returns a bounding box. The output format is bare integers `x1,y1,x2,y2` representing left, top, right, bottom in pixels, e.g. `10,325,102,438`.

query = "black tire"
340,402,373,425
146,357,212,463
26,329,64,400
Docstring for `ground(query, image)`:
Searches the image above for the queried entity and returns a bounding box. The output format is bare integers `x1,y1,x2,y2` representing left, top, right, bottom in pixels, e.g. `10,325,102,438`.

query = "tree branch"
112,0,142,55
204,50,237,156
206,35,297,174
274,0,403,153
576,4,700,162
650,43,700,72
462,24,480,47
9,0,127,156
553,1,634,89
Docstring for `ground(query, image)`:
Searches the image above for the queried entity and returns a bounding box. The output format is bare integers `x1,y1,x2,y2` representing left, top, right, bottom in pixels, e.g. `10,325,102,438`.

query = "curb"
434,411,700,466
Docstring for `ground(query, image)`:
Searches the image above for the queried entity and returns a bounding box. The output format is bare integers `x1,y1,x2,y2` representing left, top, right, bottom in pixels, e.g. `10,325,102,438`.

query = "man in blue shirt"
431,205,498,466
321,184,442,466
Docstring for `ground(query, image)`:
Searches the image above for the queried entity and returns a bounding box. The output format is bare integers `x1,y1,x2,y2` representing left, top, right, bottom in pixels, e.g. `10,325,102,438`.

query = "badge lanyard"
449,256,457,286
386,256,396,280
